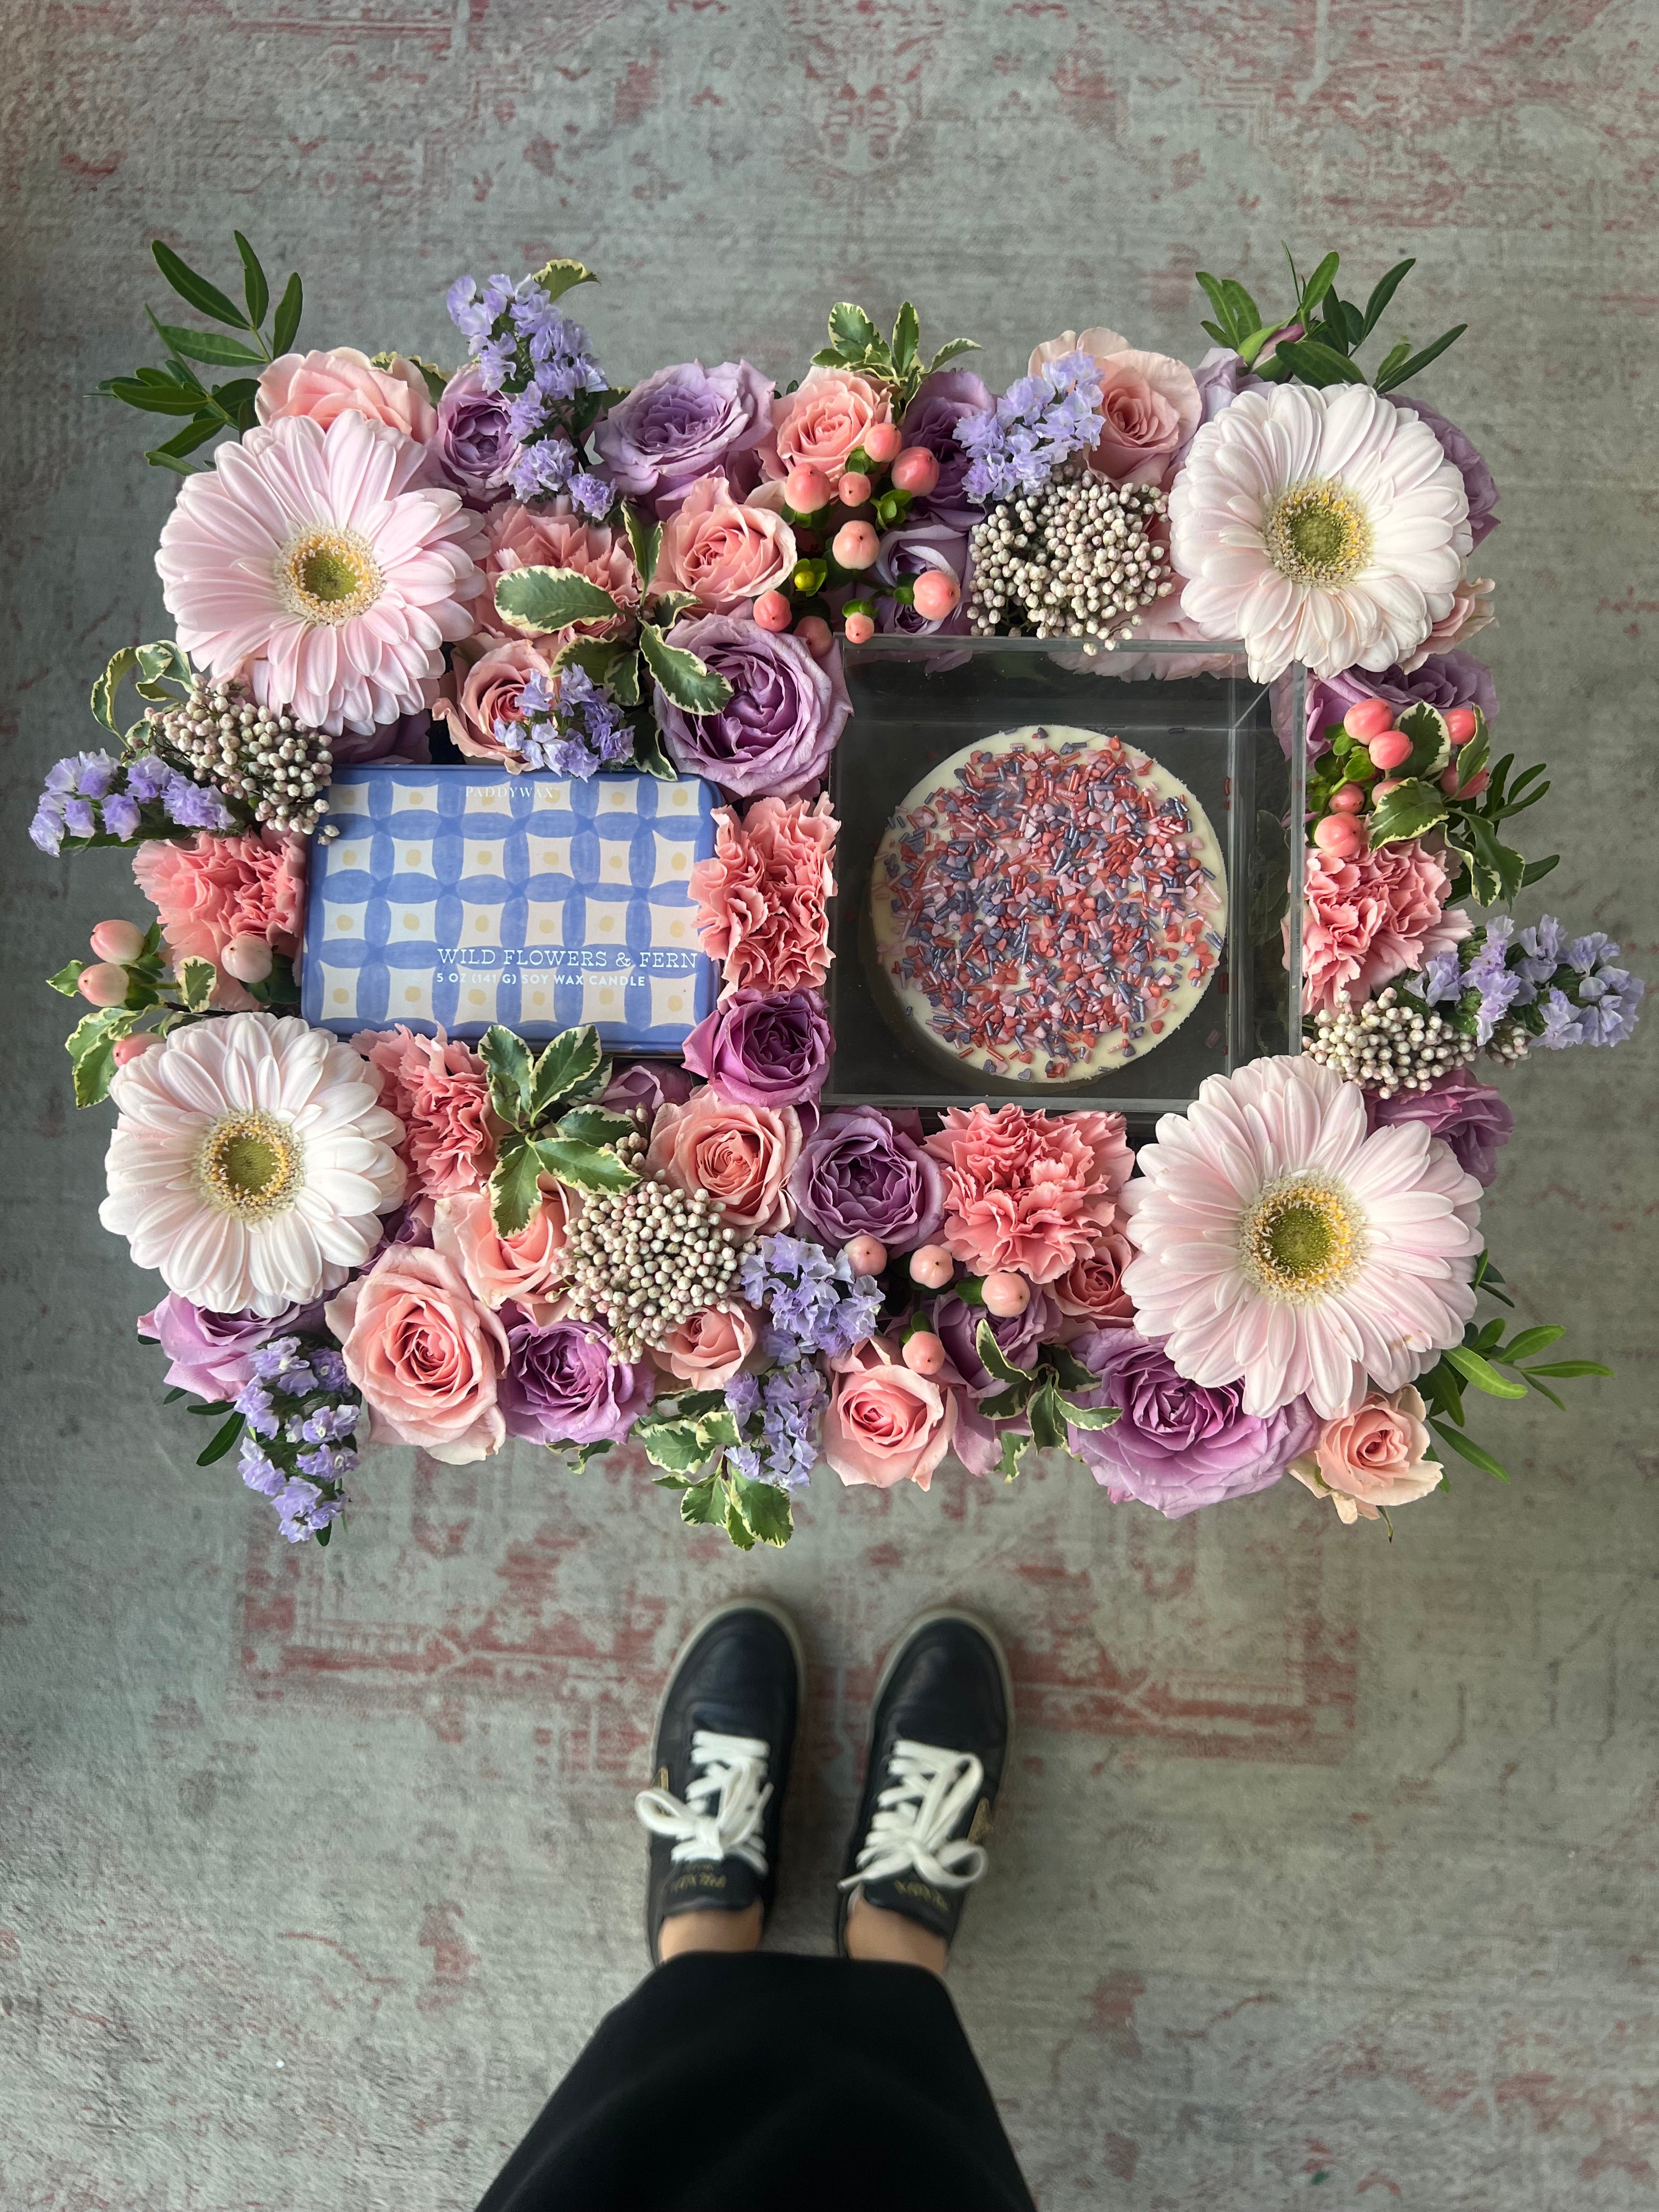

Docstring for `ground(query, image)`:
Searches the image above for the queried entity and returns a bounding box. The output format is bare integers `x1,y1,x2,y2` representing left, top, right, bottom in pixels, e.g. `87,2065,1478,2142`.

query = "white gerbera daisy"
1120,1056,1482,1419
1169,383,1472,682
156,409,486,735
100,1013,406,1317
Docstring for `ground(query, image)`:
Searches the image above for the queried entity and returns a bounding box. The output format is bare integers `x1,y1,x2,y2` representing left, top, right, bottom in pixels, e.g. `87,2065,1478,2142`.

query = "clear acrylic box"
826,637,1305,1119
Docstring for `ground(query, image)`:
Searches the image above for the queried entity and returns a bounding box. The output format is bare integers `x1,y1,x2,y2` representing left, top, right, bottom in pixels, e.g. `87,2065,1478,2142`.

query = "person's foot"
635,1598,804,1966
836,1607,1012,1961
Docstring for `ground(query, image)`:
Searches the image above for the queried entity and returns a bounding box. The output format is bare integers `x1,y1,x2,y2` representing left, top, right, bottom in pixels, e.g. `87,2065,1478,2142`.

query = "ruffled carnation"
1300,842,1474,1015
256,347,438,445
644,1088,803,1235
133,830,304,1011
326,1245,509,1464
479,502,639,647
354,1024,498,1198
650,474,796,613
758,365,893,490
923,1105,1132,1284
656,615,849,798
690,796,837,997
432,1182,574,1326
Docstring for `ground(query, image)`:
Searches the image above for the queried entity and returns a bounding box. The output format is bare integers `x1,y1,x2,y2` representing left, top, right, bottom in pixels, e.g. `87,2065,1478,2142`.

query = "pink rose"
648,1302,759,1387
1288,1386,1444,1523
1050,1224,1138,1339
326,1245,510,1464
644,1088,803,1235
479,502,639,646
923,1104,1129,1285
1300,842,1474,1016
354,1025,499,1198
651,472,797,614
758,366,893,490
132,830,306,1011
689,796,837,997
1398,575,1496,673
824,1338,958,1492
257,347,438,445
432,637,555,767
1028,327,1200,488
432,1182,574,1327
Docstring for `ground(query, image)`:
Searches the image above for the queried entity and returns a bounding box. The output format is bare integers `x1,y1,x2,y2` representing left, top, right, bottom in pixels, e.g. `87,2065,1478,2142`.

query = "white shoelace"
635,1729,772,1875
838,1738,989,1893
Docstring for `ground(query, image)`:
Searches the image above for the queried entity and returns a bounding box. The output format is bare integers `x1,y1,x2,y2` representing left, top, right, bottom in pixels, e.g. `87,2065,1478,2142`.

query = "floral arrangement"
35,234,1638,1550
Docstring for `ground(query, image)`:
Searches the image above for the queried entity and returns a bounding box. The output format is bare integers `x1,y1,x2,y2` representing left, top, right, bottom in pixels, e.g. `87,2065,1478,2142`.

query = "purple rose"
1367,1067,1514,1188
1289,650,1500,760
1392,396,1498,549
656,614,851,798
433,365,519,505
787,1106,946,1256
1065,1329,1318,1517
602,1060,697,1115
682,988,831,1108
898,368,995,529
873,522,970,636
498,1313,657,1447
1192,346,1268,425
935,1285,1062,1398
594,360,773,511
331,710,434,766
137,1294,325,1401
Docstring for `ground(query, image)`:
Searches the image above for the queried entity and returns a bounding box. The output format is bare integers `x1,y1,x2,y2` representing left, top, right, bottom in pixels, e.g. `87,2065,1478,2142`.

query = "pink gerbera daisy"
1120,1056,1482,1419
156,410,487,735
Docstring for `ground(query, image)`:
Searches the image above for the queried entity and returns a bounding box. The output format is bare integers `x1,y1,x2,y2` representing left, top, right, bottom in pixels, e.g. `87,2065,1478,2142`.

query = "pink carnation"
689,796,837,997
432,636,555,767
1300,842,1474,1015
644,1088,803,1235
132,830,305,1011
256,347,438,445
651,472,796,614
758,365,893,490
923,1105,1129,1285
354,1025,498,1198
479,501,639,646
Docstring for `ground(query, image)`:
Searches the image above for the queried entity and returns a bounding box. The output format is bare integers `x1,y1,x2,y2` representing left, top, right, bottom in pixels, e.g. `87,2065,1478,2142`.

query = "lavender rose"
602,1060,697,1115
594,360,773,510
1293,650,1500,760
1392,396,1499,549
935,1284,1062,1397
656,613,851,798
433,365,518,504
682,988,832,1109
787,1105,946,1255
1065,1329,1319,1519
137,1294,325,1401
873,522,970,636
898,367,995,529
1367,1067,1515,1188
498,1313,656,1447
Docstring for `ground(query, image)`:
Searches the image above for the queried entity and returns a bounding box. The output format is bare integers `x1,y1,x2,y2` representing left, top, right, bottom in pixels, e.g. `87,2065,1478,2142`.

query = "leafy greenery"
810,300,979,414
1415,1257,1612,1485
479,1024,636,1234
638,1387,795,1550
1195,248,1465,393
98,234,304,472
970,1322,1119,1483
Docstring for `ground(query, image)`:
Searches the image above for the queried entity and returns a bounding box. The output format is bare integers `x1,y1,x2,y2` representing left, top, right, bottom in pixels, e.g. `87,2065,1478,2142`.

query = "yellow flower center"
196,1109,303,1218
1262,479,1373,586
278,526,383,626
1240,1173,1363,1304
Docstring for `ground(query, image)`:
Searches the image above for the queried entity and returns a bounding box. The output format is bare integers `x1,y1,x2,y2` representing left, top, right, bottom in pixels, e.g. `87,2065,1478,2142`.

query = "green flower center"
196,1109,303,1218
1240,1173,1363,1303
1263,479,1373,587
278,526,382,626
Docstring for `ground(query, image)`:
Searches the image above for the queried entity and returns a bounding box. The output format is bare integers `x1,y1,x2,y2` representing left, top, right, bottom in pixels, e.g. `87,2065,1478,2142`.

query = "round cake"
870,724,1226,1085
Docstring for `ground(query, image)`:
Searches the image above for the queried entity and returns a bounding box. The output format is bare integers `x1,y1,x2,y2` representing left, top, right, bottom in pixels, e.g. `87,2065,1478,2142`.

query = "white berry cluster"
966,468,1175,642
1306,988,1480,1098
563,1171,754,1359
150,674,337,838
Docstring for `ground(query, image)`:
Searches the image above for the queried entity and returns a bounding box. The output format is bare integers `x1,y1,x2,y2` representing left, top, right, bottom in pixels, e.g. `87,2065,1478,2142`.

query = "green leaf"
1500,1325,1566,1363
623,502,662,596
66,1005,136,1106
639,1414,718,1476
1045,1343,1097,1393
1299,250,1341,318
488,1134,546,1236
1028,1384,1068,1452
1442,1344,1529,1400
979,1381,1036,1422
49,959,87,996
1523,1378,1567,1413
145,416,222,468
104,378,210,417
149,317,264,368
271,272,303,356
631,719,676,781
952,1276,985,1308
679,1475,724,1525
91,647,139,732
134,638,192,693
1522,1360,1614,1379
554,1103,635,1148
1394,702,1452,780
1273,338,1369,388
1060,1401,1121,1431
974,1319,1027,1387
196,1411,246,1466
1371,336,1414,388
697,1408,742,1453
925,336,980,374
672,1390,728,1420
891,300,920,371
994,1426,1035,1483
649,589,701,627
1428,1418,1509,1482
723,1488,758,1550
151,240,249,328
178,957,217,1013
480,1024,535,1125
528,1025,603,1120
1454,726,1491,791
1374,323,1467,393
532,1138,640,1194
828,301,883,357
531,257,599,305
494,565,620,635
730,1474,793,1548
1359,258,1415,340
1367,777,1449,848
1455,813,1526,908
1520,855,1561,889
638,622,733,716
233,232,269,329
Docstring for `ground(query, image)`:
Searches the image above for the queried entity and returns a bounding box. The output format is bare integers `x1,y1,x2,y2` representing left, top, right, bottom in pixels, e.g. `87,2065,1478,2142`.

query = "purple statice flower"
273,1479,344,1544
505,386,550,441
1514,916,1566,990
1462,921,1523,1045
162,774,234,831
727,1361,826,1492
234,1380,281,1438
567,471,614,520
239,1437,286,1498
505,662,633,778
1566,932,1616,974
29,797,66,854
101,792,141,839
956,349,1105,505
75,753,119,799
62,798,97,839
125,754,173,802
738,1234,881,1365
225,1332,363,1543
43,756,81,795
1536,988,1585,1048
475,336,520,393
1419,947,1464,1007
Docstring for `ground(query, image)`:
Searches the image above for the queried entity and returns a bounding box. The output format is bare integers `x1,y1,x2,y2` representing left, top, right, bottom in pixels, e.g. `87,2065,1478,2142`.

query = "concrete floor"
3,4,1657,2207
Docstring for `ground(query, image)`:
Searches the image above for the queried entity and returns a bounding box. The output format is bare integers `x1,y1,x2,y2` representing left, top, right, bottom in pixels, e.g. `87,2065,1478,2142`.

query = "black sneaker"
636,1598,805,1965
835,1607,1013,1957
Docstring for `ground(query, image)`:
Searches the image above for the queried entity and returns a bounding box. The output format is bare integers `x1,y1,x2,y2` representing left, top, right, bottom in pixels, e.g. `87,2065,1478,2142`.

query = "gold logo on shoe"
968,1797,992,1846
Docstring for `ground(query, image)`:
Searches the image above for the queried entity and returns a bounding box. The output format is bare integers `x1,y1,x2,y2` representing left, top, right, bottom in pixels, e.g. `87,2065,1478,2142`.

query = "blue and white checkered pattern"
301,765,719,1047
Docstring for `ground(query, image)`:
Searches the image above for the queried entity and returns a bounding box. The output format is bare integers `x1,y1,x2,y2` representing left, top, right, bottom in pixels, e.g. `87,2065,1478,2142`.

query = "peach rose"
354,1025,498,1198
326,1245,510,1464
1028,327,1201,488
480,501,639,647
644,1088,803,1234
432,637,555,768
652,473,797,613
432,1182,574,1327
758,365,893,489
257,347,438,444
823,1338,957,1492
1050,1224,1137,1339
1288,1385,1444,1524
648,1301,759,1387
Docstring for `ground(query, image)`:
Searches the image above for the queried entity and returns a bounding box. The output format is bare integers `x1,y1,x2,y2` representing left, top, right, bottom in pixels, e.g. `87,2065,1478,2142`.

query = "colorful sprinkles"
876,728,1224,1081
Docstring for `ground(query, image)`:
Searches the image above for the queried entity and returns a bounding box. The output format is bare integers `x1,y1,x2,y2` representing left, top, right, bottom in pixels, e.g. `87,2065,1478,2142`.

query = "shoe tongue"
659,1855,761,1921
856,1869,958,1939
